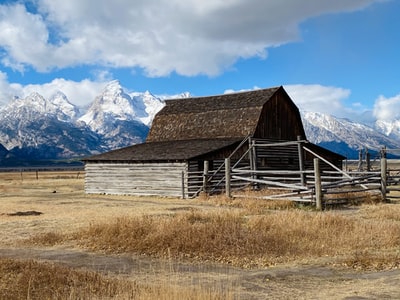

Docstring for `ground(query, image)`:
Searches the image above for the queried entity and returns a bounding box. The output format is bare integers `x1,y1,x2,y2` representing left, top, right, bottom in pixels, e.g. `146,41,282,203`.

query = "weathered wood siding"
85,162,188,197
254,91,306,140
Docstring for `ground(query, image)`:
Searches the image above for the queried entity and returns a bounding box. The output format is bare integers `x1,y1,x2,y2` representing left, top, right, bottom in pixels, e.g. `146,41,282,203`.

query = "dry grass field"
1,170,400,299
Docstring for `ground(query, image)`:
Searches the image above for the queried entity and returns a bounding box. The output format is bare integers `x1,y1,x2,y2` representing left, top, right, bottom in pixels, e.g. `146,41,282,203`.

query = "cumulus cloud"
223,83,387,123
0,72,105,106
373,94,400,121
284,84,351,115
22,79,106,107
0,0,381,76
223,84,364,119
0,72,24,104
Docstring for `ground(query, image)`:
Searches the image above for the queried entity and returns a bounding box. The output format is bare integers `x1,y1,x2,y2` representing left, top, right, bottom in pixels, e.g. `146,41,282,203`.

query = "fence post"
297,136,306,186
366,148,371,172
381,157,387,202
225,157,231,198
181,171,185,199
202,160,209,193
357,149,363,171
248,138,257,189
314,158,322,210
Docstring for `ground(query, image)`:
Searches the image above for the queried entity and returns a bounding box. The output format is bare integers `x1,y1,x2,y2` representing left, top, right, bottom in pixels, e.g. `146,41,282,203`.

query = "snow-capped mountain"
130,90,166,126
79,80,162,149
80,80,141,131
2,91,76,124
302,111,400,158
49,91,80,121
0,81,168,164
0,92,101,161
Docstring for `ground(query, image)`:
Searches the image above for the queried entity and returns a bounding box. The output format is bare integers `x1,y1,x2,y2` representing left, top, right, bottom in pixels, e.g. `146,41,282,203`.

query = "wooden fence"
230,158,389,209
186,139,400,209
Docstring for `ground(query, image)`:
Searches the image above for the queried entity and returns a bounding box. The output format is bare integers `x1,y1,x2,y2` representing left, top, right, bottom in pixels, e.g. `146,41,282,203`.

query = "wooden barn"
83,86,344,197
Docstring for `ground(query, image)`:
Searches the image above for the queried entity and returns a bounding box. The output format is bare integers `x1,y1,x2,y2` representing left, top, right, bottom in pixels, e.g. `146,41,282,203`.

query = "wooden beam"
297,136,306,186
203,160,209,193
225,157,231,198
381,158,387,202
314,158,322,211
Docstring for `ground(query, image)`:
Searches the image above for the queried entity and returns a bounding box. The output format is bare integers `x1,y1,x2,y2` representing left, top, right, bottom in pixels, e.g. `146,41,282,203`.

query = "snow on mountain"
1,91,78,123
0,92,101,159
79,80,150,149
302,111,400,158
49,91,80,121
129,90,165,126
80,80,140,132
127,91,191,126
375,119,400,141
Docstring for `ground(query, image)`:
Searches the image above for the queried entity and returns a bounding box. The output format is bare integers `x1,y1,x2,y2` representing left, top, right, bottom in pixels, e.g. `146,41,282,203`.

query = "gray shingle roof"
146,87,280,142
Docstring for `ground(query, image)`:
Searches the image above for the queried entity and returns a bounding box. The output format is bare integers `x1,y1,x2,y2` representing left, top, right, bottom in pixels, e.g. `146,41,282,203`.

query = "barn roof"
146,86,281,142
83,138,242,162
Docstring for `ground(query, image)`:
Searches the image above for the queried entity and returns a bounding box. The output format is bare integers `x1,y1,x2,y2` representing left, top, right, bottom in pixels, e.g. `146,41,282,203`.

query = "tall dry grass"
52,208,400,269
0,258,232,300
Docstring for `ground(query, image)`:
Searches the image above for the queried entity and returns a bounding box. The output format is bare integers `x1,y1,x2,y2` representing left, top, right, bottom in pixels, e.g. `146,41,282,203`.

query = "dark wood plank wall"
254,92,306,140
255,142,342,171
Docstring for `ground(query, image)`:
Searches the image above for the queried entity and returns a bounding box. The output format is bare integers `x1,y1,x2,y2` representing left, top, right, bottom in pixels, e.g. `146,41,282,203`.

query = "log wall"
85,162,187,197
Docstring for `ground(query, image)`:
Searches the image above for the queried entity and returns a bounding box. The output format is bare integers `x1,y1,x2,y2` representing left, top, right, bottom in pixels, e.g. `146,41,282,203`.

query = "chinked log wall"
85,162,187,197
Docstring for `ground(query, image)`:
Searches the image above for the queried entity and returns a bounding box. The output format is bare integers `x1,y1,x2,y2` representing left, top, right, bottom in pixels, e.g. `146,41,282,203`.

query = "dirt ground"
1,171,400,299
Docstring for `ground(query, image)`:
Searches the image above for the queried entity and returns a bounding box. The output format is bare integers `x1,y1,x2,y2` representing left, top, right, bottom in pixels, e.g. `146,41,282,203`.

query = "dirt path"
1,246,400,299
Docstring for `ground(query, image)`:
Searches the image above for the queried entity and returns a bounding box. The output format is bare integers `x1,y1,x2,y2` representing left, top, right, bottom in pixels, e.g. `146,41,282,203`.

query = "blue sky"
0,0,399,123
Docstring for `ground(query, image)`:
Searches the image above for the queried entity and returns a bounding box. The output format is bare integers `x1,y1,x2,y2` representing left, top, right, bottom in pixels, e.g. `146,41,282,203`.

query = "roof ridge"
165,86,281,102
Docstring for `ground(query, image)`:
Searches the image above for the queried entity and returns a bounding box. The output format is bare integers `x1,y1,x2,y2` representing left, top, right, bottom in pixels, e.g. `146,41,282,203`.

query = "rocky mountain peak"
49,91,80,121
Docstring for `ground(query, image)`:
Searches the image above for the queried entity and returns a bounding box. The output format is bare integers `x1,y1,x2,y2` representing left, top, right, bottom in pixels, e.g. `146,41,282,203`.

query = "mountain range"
0,80,398,166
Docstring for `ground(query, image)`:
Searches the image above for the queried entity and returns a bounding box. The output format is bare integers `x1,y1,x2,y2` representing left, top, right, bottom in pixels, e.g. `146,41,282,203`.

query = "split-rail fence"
186,138,400,209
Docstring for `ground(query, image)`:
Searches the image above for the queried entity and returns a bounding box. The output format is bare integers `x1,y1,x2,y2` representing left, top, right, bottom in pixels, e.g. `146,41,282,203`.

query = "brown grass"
34,208,399,269
0,258,231,300
204,191,296,214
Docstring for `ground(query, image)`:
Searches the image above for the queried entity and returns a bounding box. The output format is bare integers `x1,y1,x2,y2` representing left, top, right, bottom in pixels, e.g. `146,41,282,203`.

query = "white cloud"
0,4,52,72
0,0,381,76
0,72,105,106
0,72,24,104
373,94,400,121
222,83,369,120
22,79,106,107
224,86,261,94
284,84,351,115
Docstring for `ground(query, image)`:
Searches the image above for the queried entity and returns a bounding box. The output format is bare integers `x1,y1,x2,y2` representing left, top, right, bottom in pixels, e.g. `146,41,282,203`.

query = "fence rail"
229,163,389,208
185,138,400,208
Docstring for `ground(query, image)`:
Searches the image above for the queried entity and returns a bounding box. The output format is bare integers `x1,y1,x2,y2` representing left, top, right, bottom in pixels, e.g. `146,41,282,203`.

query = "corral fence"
380,148,400,201
0,165,84,181
186,137,400,209
186,136,252,198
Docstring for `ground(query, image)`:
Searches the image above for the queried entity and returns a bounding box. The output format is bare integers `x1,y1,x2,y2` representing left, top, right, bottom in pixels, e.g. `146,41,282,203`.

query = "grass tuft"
0,258,232,300
65,209,400,269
